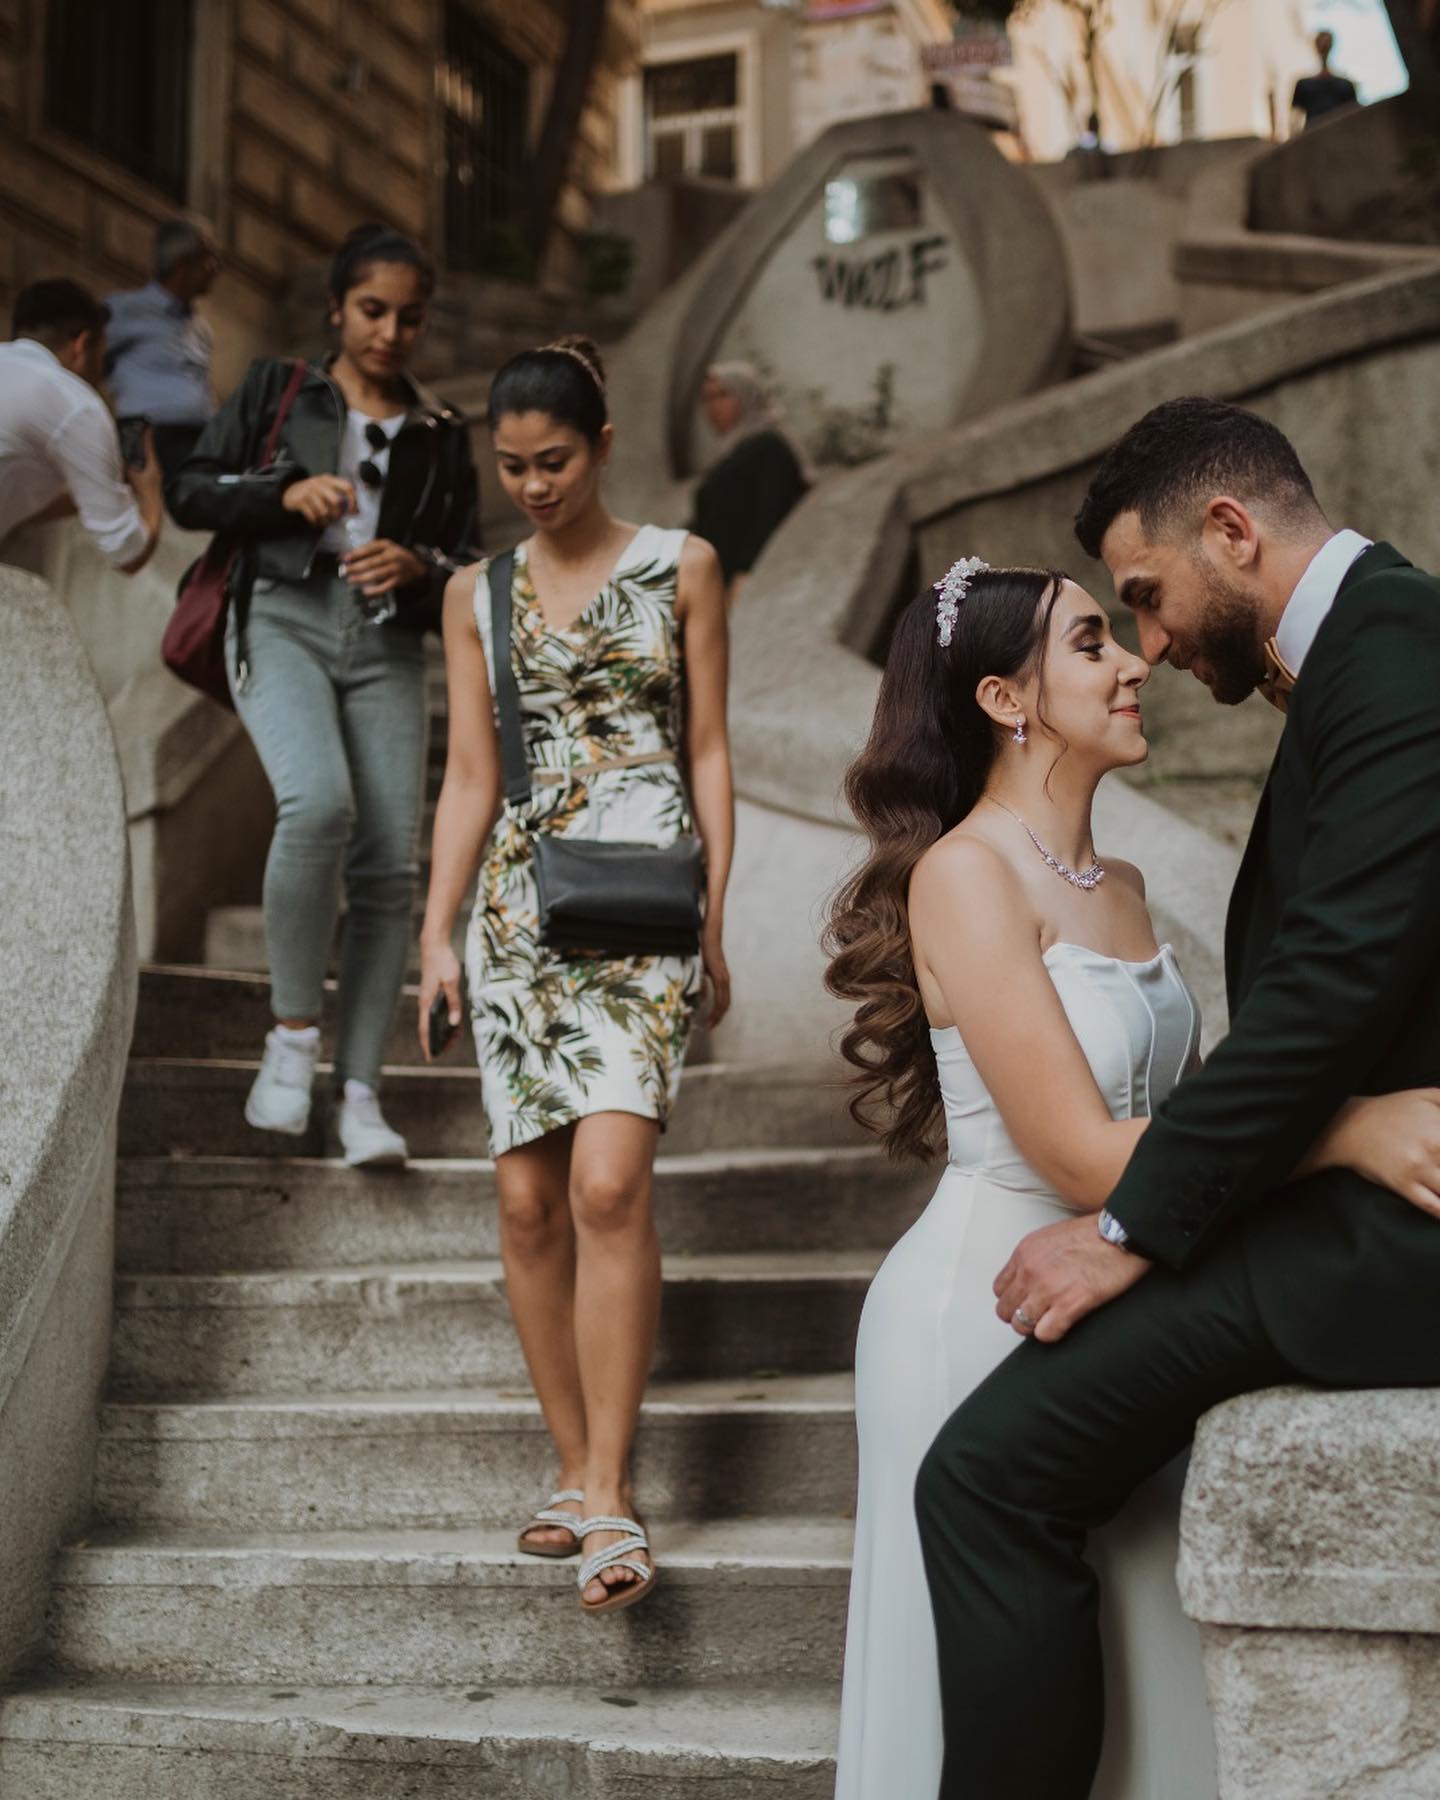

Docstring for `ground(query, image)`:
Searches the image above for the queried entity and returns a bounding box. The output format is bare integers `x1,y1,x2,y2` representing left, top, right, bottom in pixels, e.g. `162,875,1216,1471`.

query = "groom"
914,395,1440,1798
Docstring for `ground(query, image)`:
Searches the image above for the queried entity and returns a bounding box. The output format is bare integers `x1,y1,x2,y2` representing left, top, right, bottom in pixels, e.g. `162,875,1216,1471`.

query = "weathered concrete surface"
0,568,136,1677
1182,1389,1440,1635
5,522,275,961
46,1519,853,1688
1250,93,1440,248
1027,137,1261,336
106,1251,877,1397
0,1681,838,1799
1182,1387,1440,1799
1176,229,1440,337
92,1374,859,1530
1199,1626,1440,1800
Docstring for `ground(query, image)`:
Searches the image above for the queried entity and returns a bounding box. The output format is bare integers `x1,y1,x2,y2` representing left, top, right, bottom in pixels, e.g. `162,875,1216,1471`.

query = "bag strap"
260,359,307,468
487,550,531,810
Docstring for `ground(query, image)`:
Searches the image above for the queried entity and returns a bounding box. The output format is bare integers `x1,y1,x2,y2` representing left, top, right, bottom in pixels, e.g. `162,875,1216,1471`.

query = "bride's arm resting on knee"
417,569,501,1061
678,535,735,1029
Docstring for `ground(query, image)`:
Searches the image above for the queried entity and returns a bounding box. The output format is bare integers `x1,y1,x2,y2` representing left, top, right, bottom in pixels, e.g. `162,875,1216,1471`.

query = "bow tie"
1257,637,1297,714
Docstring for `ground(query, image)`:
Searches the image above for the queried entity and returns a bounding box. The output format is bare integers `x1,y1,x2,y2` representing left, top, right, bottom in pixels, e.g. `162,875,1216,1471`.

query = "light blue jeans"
225,569,427,1089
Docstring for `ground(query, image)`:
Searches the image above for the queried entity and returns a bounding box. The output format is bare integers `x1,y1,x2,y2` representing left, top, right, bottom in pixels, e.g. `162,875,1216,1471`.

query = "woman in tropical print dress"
418,336,734,1615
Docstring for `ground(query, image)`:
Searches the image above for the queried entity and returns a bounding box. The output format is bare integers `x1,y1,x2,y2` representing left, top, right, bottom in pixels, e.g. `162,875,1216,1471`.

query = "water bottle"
342,513,397,625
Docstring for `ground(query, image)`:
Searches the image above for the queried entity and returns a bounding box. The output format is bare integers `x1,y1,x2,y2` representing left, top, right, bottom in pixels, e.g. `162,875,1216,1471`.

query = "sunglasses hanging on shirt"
358,420,393,490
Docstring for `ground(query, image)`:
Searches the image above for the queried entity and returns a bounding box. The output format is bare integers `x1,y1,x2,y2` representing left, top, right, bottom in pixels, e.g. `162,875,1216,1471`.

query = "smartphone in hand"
116,415,151,470
427,988,459,1058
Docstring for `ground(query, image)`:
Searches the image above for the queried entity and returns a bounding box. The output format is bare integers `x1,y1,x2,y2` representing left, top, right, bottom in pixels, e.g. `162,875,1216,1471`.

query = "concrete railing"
3,522,273,963
0,567,136,1678
1182,1388,1440,1796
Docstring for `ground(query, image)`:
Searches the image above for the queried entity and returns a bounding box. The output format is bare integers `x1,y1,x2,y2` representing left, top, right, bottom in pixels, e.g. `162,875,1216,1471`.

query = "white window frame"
616,29,761,189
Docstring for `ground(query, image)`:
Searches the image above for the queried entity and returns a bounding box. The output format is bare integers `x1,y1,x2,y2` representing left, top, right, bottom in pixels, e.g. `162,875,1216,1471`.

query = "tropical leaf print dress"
465,524,703,1155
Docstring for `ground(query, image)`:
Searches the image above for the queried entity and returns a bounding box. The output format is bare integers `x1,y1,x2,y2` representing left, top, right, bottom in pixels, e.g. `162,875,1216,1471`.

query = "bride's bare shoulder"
910,828,1027,914
1104,856,1147,900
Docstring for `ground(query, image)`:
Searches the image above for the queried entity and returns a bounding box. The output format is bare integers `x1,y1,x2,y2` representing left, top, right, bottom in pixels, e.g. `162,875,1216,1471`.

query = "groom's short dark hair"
1074,396,1320,561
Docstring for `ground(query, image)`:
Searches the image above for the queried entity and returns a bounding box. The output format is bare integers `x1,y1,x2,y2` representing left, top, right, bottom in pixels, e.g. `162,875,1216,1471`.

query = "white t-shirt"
0,338,149,567
320,407,405,555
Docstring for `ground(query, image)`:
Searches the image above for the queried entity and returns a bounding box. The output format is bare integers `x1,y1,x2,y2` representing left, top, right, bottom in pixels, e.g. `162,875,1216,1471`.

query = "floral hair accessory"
934,557,989,647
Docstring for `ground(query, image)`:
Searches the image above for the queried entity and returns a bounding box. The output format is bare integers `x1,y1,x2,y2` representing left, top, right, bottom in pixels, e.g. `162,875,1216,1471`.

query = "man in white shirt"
0,279,164,573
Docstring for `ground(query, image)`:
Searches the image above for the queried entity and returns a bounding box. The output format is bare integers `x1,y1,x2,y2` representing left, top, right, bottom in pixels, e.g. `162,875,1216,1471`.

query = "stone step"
136,967,436,1066
93,1374,857,1529
45,1520,852,1687
119,1058,864,1161
115,1149,925,1273
0,1680,837,1798
109,1252,878,1398
200,909,468,978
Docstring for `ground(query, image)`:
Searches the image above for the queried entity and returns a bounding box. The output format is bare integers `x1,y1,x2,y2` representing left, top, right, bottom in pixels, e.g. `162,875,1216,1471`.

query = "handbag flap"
534,836,703,931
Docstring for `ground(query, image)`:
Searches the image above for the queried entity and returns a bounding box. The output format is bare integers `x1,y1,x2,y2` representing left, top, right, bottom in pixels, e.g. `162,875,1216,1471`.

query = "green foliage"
476,224,538,287
806,362,899,468
579,228,636,299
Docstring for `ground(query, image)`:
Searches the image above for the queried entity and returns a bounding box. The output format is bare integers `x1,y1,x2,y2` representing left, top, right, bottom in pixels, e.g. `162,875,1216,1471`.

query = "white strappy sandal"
516,1488,585,1559
575,1512,656,1616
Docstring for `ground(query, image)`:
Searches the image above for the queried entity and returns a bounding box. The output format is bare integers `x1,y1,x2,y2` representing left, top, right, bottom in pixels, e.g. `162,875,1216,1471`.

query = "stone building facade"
0,0,638,395
617,0,954,191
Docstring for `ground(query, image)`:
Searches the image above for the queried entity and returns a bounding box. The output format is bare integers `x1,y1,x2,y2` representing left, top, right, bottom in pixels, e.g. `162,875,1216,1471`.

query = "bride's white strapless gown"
835,942,1218,1800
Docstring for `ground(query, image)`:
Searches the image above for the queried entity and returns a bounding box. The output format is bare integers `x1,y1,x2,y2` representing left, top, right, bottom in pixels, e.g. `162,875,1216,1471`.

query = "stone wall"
1027,137,1261,338
1250,92,1440,248
4,521,274,964
0,0,639,393
0,0,434,391
1182,1388,1440,1798
0,567,136,1677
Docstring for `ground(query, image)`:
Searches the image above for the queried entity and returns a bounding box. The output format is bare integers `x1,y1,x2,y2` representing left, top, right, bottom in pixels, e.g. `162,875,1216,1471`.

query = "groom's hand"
995,1215,1152,1343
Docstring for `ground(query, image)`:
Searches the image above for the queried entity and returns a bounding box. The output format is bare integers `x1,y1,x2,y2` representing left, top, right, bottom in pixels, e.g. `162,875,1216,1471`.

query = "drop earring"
1013,717,1027,745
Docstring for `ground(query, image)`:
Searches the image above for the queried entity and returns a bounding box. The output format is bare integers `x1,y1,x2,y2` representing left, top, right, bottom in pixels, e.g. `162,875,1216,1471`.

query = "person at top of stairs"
169,223,480,1166
418,335,734,1613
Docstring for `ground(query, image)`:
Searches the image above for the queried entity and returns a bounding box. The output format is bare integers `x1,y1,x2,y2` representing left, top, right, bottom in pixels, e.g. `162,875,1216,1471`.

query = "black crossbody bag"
488,551,705,959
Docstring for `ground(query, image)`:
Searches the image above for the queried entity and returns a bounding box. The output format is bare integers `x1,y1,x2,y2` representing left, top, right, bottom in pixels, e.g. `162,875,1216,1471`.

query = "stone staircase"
0,959,930,1794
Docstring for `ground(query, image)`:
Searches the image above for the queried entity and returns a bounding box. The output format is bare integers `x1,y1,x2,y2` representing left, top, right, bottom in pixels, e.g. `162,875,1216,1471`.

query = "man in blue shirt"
106,217,220,500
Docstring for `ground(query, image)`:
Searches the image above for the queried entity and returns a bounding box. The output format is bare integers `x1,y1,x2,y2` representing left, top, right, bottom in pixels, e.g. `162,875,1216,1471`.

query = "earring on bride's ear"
1013,717,1027,745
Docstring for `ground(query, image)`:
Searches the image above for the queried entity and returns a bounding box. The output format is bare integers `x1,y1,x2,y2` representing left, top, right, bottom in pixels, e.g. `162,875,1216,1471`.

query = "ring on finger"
1014,1307,1038,1331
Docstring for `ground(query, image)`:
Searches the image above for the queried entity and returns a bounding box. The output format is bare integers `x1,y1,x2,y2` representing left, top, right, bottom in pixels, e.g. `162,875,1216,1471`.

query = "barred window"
45,0,194,201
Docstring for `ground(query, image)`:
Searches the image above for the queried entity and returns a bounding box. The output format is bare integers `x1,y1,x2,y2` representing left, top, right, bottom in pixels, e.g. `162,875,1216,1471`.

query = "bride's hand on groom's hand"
994,1215,1152,1343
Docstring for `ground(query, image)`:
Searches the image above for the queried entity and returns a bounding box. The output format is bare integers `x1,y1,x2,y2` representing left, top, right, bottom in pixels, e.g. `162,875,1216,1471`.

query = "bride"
826,559,1435,1798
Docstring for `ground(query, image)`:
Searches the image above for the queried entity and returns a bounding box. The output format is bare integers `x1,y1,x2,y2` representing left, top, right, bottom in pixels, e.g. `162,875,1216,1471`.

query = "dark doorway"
45,0,194,201
441,5,531,273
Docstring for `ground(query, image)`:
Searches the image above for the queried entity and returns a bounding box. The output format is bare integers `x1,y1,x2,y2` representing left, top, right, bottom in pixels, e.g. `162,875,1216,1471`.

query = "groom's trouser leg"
914,1231,1292,1800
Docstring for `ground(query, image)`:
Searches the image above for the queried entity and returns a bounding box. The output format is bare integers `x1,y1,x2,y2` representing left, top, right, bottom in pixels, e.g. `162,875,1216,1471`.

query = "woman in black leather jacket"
171,223,478,1166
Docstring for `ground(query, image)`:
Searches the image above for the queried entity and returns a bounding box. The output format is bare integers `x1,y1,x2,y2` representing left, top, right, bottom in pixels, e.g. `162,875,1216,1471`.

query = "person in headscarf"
691,362,811,603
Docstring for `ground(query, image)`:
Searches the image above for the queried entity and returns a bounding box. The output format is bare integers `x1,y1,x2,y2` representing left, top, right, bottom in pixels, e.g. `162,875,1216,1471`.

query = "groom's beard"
1184,562,1266,707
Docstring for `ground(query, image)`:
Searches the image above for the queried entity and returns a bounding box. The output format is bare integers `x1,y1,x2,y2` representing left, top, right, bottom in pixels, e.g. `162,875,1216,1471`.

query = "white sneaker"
244,1028,320,1135
337,1085,408,1167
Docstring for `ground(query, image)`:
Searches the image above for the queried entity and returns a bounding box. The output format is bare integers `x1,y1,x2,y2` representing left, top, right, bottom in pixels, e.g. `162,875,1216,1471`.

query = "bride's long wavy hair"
824,566,1066,1160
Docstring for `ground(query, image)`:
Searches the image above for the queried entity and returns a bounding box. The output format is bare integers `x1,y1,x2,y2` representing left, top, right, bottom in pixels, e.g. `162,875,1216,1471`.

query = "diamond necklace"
986,798,1106,892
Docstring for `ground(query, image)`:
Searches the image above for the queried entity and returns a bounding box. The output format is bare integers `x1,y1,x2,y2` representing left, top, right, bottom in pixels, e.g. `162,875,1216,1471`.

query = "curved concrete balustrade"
4,522,273,963
0,568,137,1676
1250,93,1440,248
605,107,1071,523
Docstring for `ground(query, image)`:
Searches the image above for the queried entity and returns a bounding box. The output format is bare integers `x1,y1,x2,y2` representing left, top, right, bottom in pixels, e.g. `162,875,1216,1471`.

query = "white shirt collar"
1274,528,1373,676
6,337,62,369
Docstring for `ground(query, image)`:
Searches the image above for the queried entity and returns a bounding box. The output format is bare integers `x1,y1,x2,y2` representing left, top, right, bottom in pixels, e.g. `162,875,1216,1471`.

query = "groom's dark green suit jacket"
1107,543,1440,1384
